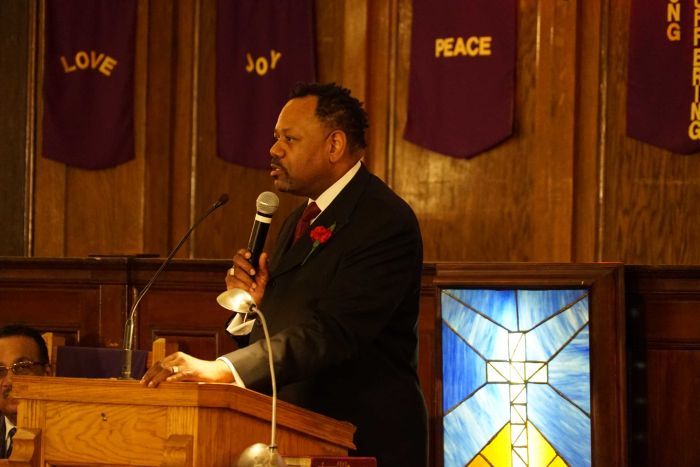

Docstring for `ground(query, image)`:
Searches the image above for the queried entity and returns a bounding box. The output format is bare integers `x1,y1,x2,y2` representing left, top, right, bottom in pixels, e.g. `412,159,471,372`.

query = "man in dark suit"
0,325,51,459
142,83,428,466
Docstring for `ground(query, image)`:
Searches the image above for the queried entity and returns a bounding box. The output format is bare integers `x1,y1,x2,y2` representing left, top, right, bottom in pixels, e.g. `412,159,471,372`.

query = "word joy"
245,50,282,76
60,51,118,77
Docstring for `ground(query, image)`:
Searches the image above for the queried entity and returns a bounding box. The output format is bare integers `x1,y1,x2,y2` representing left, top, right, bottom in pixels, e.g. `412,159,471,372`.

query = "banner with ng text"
43,0,136,169
628,0,700,153
404,0,516,158
216,0,315,169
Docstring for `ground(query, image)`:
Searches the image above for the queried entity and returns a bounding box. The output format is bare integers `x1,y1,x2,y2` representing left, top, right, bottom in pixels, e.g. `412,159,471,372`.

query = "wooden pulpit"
9,376,355,466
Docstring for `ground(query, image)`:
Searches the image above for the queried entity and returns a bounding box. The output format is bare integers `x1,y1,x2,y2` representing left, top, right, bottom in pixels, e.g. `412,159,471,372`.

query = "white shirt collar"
4,416,14,441
308,160,362,217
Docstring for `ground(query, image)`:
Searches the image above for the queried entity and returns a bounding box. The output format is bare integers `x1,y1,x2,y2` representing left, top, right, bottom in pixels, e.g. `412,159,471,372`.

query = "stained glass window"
442,289,591,467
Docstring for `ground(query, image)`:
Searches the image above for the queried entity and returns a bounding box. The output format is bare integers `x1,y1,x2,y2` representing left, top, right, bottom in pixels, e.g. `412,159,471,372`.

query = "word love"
245,50,282,76
60,51,118,77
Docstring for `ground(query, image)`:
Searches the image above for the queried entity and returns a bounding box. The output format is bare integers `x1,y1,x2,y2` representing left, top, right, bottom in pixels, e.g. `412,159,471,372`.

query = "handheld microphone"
247,191,280,268
120,193,229,379
224,192,279,337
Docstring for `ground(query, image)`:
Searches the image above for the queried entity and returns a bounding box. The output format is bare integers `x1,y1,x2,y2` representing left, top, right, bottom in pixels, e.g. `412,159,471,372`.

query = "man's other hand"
140,352,234,388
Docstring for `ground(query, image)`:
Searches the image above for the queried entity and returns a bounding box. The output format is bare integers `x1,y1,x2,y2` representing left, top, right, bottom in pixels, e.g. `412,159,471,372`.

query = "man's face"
269,96,335,199
0,336,48,422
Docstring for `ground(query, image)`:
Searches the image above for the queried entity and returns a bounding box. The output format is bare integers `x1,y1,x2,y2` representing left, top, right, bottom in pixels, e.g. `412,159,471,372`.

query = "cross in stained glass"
441,288,592,467
486,332,548,466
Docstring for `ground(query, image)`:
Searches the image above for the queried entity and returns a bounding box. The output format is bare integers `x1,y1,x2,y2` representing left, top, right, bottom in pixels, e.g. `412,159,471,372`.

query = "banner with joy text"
217,0,316,169
627,0,700,153
405,0,516,158
43,0,136,169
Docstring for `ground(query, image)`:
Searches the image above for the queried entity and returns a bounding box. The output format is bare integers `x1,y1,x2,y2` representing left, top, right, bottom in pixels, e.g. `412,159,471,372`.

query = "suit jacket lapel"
0,416,6,458
270,164,370,279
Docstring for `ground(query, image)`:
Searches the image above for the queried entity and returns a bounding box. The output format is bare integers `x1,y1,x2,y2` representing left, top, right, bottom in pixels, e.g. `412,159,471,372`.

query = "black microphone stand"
120,194,229,380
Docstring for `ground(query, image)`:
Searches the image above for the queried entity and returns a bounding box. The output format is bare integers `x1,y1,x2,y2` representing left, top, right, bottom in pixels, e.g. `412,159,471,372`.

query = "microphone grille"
256,191,280,215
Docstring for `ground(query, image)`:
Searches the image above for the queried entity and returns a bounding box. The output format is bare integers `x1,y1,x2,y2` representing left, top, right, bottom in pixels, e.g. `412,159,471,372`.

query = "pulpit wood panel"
12,376,355,466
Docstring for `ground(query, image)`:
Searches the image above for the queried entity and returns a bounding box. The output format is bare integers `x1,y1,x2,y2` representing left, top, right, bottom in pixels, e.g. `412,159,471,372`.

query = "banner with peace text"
43,0,136,169
627,0,700,153
404,0,516,158
217,0,316,169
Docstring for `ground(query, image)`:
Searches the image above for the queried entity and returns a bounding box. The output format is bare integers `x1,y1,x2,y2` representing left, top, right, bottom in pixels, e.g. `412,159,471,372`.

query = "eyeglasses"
0,361,47,378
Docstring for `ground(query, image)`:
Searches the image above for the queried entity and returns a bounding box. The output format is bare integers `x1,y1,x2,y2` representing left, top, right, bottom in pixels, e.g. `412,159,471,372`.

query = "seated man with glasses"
0,325,51,459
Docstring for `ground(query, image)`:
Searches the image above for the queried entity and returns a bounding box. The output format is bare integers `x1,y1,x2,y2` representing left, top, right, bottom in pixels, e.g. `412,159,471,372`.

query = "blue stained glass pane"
528,384,591,467
448,289,518,331
518,289,588,331
442,294,509,360
549,325,591,414
526,298,589,361
443,384,510,467
442,323,486,412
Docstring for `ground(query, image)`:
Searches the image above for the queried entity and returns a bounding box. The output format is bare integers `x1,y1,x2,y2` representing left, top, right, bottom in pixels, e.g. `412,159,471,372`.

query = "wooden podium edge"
12,376,356,450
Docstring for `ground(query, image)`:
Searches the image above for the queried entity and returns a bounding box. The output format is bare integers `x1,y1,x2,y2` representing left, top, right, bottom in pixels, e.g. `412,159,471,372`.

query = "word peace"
246,50,282,76
60,51,118,77
435,36,492,58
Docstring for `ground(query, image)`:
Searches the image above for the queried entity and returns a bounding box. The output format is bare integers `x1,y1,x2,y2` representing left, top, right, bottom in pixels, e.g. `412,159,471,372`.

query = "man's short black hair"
289,82,369,153
0,325,50,364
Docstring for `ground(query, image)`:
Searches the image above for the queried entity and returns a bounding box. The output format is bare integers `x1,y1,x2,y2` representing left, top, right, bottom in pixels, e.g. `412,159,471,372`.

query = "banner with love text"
217,0,316,169
43,0,137,169
627,0,700,153
405,0,516,158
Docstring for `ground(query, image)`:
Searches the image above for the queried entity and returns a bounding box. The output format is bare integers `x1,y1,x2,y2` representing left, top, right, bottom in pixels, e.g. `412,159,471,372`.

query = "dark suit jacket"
225,164,427,466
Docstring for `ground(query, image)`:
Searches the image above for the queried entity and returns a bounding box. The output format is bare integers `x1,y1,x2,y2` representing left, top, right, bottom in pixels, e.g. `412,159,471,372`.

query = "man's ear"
327,130,348,163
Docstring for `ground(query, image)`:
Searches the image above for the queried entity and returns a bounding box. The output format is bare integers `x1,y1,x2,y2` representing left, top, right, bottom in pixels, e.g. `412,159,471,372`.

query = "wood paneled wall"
602,1,700,264
0,0,33,256
625,266,700,466
1,0,698,263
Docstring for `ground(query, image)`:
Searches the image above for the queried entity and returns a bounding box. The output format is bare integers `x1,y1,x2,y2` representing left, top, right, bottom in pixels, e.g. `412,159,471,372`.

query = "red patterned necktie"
293,202,321,243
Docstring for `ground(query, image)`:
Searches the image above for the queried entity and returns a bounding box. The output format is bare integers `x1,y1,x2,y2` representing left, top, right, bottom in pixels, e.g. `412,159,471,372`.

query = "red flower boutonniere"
302,222,336,265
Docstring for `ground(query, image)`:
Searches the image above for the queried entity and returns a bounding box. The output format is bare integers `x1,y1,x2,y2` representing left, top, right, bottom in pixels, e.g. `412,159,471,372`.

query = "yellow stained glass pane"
527,421,557,466
467,454,491,467
549,456,568,467
480,423,511,466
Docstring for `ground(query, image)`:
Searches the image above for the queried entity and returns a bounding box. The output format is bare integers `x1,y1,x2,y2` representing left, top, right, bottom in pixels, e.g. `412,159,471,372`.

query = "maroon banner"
217,0,315,169
404,0,516,158
43,0,136,169
628,0,700,154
